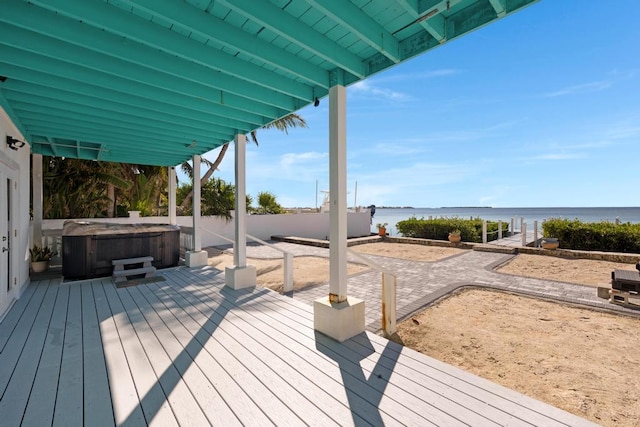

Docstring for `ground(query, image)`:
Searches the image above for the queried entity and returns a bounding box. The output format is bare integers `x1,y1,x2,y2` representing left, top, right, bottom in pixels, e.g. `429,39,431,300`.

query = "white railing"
346,248,397,337
199,228,294,293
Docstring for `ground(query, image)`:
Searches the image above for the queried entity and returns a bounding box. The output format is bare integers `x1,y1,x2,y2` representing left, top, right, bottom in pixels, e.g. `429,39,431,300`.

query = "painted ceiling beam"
14,106,228,147
17,0,312,103
4,89,240,139
30,138,183,165
27,127,206,160
217,0,365,78
489,0,507,17
0,32,286,120
305,0,401,63
396,0,463,43
0,90,30,140
0,62,265,128
0,13,297,115
23,118,220,151
120,0,329,88
0,49,278,125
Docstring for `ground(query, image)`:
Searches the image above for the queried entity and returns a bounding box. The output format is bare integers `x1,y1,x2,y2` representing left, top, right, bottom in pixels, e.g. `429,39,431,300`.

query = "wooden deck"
0,266,596,426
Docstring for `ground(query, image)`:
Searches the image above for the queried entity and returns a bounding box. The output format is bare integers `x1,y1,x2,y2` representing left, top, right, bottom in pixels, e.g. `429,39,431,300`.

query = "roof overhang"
0,0,538,166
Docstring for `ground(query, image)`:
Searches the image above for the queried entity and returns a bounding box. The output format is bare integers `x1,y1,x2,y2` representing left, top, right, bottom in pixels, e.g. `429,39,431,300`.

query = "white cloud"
543,80,611,97
350,80,409,101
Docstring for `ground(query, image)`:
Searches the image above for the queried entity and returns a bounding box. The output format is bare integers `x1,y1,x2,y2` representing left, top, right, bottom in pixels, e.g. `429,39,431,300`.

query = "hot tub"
62,221,180,280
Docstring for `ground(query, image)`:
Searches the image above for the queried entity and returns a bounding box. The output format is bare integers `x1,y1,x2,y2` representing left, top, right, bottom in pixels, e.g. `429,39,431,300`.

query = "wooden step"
112,266,156,283
609,288,640,309
112,256,153,266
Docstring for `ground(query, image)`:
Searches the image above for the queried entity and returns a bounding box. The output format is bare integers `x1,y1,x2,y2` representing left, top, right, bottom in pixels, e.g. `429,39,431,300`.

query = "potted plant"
376,223,388,237
541,237,559,250
448,229,462,243
30,244,54,273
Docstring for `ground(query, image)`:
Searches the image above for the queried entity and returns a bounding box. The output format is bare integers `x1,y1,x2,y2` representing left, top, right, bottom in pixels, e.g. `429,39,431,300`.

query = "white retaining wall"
43,211,372,248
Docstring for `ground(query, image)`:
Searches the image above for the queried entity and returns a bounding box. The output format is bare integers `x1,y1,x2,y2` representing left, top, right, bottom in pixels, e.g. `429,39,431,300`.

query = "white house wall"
0,108,31,302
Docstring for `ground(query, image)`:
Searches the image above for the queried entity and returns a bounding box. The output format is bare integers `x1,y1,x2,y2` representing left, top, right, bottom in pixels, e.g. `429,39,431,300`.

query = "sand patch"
497,253,637,287
206,249,368,292
393,288,640,426
352,242,466,261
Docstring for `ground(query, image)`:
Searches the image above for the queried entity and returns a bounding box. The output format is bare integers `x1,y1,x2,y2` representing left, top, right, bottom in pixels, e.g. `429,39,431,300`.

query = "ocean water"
370,207,640,236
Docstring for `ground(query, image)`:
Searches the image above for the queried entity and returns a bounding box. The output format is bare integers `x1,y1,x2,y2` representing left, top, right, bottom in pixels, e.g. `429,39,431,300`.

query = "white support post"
225,134,256,289
314,84,364,342
382,272,397,337
510,217,515,236
168,166,177,225
522,222,527,246
482,220,487,244
32,153,43,247
520,217,524,234
534,220,538,247
185,155,208,267
498,220,503,239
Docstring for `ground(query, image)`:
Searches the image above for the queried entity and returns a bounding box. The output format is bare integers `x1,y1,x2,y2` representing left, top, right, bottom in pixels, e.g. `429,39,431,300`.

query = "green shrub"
542,218,640,252
396,217,509,242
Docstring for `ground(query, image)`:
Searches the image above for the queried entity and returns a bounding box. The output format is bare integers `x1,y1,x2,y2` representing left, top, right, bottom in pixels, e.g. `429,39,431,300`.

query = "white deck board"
0,268,598,426
53,283,83,427
21,285,69,426
112,282,217,426
0,281,59,426
81,282,115,427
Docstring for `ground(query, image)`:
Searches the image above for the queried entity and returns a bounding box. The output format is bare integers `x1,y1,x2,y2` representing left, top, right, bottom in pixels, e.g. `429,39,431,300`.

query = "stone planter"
31,260,50,273
448,233,461,243
541,238,559,250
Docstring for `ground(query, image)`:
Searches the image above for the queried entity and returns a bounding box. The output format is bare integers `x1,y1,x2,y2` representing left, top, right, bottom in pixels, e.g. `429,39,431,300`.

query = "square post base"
225,265,257,290
185,250,208,267
314,296,365,342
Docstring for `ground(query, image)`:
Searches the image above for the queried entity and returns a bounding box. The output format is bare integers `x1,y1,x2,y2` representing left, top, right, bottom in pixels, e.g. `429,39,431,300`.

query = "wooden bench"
112,256,156,283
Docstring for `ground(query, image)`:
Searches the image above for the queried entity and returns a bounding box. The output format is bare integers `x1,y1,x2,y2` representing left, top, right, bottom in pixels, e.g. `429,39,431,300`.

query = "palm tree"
178,113,307,212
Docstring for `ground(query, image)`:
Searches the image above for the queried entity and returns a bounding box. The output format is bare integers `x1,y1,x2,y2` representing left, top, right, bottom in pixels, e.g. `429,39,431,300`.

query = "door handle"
2,247,8,253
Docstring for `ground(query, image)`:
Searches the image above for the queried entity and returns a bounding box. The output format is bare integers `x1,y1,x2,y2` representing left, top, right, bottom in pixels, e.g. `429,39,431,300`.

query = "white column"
168,166,177,225
192,155,202,251
185,155,207,266
234,134,247,268
31,153,43,247
313,84,364,342
329,84,348,303
225,134,256,289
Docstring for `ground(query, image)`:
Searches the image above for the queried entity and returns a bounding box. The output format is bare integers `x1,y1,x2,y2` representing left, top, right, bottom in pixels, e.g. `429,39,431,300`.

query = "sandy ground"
205,248,368,293
351,242,465,261
392,289,640,426
497,253,638,287
206,242,640,425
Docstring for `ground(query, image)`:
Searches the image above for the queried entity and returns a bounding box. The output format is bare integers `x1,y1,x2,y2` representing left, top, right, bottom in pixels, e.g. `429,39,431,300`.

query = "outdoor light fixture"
313,97,320,107
6,136,26,151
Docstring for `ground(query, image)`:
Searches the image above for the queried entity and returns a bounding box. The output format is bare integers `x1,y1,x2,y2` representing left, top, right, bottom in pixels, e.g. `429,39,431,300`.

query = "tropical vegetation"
396,217,509,243
543,218,640,253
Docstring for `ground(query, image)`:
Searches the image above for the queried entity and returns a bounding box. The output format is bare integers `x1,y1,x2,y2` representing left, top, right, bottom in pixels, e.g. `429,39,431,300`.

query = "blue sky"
187,1,640,208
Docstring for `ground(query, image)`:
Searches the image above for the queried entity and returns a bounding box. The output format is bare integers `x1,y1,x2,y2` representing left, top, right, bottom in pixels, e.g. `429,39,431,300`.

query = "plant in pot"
376,223,388,237
30,244,54,273
448,229,462,243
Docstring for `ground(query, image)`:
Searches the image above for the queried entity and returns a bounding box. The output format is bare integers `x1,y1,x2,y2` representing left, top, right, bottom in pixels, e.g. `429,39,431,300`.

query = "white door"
0,169,16,317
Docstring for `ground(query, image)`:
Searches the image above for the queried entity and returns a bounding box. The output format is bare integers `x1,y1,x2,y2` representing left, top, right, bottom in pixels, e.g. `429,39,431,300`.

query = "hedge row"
396,217,509,243
542,218,640,253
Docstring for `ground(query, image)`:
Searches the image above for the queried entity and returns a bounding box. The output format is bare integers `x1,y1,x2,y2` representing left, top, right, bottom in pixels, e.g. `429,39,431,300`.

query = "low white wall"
43,211,372,248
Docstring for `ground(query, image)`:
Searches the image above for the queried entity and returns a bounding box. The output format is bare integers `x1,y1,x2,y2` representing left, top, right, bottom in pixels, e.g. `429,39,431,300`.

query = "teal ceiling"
0,0,538,166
